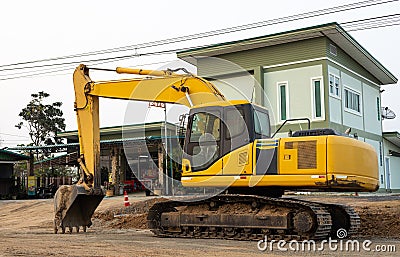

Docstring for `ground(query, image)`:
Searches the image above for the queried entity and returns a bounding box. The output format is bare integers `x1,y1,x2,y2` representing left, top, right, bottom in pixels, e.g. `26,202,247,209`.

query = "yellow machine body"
181,136,379,191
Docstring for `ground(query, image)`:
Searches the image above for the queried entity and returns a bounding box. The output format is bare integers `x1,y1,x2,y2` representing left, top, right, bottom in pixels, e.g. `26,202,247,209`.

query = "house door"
385,157,391,191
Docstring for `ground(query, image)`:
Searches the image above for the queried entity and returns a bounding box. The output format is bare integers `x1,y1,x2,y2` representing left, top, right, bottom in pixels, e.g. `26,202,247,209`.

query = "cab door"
222,106,252,175
184,107,222,174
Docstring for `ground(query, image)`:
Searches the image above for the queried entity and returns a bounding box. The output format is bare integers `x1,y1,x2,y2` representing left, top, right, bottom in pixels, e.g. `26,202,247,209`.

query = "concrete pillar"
253,66,265,106
111,146,120,194
27,152,34,176
158,143,164,194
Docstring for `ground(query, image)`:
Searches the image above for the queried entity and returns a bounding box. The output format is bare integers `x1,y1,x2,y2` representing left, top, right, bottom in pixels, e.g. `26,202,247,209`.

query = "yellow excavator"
54,64,379,240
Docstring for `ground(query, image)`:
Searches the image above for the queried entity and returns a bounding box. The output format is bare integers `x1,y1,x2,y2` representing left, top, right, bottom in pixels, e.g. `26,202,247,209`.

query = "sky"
0,0,399,147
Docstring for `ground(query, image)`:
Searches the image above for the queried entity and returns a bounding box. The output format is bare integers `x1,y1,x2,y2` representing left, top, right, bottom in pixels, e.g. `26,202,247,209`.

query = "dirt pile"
299,195,400,239
93,195,400,239
356,204,400,239
93,197,168,229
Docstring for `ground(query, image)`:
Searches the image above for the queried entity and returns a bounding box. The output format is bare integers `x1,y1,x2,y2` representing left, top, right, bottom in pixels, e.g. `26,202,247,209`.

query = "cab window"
254,110,270,138
190,112,220,142
225,108,246,139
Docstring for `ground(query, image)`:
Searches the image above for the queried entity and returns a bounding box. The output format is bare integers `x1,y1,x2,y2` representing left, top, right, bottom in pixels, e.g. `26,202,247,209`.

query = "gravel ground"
0,193,399,257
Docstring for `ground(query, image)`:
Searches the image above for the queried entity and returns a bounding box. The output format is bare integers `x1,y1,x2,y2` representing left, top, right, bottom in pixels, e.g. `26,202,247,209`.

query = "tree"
16,91,66,146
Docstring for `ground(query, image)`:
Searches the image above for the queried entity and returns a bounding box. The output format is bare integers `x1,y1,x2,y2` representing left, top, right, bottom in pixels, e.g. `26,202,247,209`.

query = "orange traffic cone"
124,190,130,207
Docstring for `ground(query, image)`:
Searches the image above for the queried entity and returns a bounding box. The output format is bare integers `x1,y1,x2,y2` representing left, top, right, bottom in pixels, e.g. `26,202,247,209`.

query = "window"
312,78,323,118
189,112,220,170
278,82,288,121
190,112,220,142
254,110,270,138
335,76,340,96
344,88,361,113
225,108,245,139
329,74,340,98
377,97,381,121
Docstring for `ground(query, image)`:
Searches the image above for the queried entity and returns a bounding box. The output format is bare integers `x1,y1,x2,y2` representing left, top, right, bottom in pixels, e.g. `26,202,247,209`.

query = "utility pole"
164,104,169,195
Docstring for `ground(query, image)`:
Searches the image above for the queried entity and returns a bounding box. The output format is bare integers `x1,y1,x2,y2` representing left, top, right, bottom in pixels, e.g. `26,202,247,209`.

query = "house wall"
186,34,390,191
197,37,327,76
0,163,13,195
264,64,324,126
327,64,382,135
200,63,326,135
326,61,384,189
363,85,382,135
383,139,400,191
326,39,380,84
209,73,257,104
0,163,13,179
364,138,385,189
341,71,364,130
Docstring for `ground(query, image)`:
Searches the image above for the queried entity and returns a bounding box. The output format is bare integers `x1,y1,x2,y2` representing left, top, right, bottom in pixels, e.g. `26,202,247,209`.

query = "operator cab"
183,102,270,172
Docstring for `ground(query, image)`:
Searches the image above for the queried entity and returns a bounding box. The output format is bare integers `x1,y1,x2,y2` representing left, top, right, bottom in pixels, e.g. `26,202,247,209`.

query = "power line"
0,21,398,81
0,139,30,142
342,13,400,25
0,132,29,138
0,14,398,80
0,57,179,81
0,0,397,70
348,22,400,31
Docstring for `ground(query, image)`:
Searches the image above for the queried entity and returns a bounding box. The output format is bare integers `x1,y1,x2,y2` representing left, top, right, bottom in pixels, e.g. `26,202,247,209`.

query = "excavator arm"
54,64,226,233
73,64,225,189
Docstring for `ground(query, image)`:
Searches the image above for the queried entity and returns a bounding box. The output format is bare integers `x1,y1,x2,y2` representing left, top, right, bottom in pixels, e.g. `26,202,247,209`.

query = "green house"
178,22,398,190
0,149,30,196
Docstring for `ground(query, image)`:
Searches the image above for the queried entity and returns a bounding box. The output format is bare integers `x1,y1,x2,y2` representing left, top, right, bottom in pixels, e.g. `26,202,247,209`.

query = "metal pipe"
164,105,168,195
185,92,194,107
88,66,180,77
272,118,311,138
116,67,178,77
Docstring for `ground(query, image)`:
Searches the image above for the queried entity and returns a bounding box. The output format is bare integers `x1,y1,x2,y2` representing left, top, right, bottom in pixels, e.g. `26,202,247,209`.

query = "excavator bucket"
53,185,104,233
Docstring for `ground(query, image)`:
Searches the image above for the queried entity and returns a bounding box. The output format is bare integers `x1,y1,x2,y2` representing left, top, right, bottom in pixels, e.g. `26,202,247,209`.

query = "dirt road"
0,194,399,257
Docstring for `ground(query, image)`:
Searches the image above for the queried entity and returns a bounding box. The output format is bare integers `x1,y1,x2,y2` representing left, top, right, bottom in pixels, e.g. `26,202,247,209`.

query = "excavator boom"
54,64,227,233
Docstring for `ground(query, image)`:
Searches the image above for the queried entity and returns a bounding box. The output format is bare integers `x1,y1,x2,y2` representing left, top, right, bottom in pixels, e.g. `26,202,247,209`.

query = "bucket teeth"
53,185,103,234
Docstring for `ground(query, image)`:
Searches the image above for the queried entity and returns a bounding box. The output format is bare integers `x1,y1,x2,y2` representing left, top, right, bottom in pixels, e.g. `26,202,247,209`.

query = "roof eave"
325,25,397,85
178,23,397,85
383,131,400,148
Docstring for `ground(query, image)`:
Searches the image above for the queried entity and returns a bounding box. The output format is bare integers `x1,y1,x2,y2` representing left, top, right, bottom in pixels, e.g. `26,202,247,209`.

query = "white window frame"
277,81,289,123
311,77,325,121
343,86,362,116
329,73,341,99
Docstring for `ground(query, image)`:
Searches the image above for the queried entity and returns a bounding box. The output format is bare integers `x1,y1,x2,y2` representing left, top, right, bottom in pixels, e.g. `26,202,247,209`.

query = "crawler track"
286,197,360,238
147,195,355,241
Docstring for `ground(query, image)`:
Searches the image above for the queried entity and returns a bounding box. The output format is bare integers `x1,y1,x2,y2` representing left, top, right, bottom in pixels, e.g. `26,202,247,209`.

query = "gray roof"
178,22,397,85
383,131,400,148
57,121,179,140
0,149,30,162
6,135,182,151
